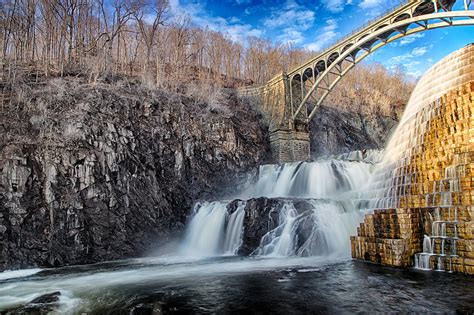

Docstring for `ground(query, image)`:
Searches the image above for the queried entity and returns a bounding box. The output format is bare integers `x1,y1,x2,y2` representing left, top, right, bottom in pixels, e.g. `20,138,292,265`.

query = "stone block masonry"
270,130,310,163
238,73,311,163
351,46,474,274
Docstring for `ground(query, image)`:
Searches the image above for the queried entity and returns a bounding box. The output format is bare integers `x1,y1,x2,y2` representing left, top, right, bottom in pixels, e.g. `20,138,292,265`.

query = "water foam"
181,157,376,258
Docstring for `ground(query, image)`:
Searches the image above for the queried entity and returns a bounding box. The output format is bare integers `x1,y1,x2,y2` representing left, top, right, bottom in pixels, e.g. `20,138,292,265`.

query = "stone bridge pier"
238,73,310,164
235,0,474,164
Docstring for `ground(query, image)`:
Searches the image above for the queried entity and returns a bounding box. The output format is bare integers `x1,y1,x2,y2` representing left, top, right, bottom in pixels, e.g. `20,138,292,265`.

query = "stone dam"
351,43,474,274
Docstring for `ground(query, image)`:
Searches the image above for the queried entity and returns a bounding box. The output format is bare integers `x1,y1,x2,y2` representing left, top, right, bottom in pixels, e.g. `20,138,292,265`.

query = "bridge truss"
289,0,474,123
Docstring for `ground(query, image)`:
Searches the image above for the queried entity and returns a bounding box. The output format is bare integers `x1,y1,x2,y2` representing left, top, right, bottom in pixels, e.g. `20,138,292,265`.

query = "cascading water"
181,153,378,259
355,46,474,272
242,158,374,199
257,202,298,257
255,199,364,257
181,201,246,256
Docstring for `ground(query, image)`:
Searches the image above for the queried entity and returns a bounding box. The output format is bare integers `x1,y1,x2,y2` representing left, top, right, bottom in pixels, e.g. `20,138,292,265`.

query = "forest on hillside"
1,0,414,116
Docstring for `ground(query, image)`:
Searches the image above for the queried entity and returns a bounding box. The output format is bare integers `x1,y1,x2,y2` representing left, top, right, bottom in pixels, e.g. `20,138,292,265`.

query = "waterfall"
414,235,434,270
256,202,299,257
222,204,246,255
255,199,364,258
181,202,228,257
242,159,372,199
423,235,433,254
181,157,376,259
181,201,246,257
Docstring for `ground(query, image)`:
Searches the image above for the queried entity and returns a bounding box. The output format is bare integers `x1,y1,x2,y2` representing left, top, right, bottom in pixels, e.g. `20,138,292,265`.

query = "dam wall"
351,44,474,274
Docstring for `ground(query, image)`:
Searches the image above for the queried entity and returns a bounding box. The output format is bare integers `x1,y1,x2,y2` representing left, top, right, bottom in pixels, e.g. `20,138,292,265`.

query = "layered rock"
0,78,269,269
310,105,400,158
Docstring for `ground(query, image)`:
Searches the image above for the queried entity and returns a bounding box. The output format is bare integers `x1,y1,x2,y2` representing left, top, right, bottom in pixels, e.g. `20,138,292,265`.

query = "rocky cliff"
309,105,401,157
0,77,270,269
0,76,403,270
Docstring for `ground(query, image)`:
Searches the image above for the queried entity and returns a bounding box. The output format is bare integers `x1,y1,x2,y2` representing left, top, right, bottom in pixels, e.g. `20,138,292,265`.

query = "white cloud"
389,53,413,64
322,0,348,13
359,0,402,17
411,45,430,57
387,43,433,78
277,29,304,44
305,19,339,52
262,1,316,45
390,33,425,47
359,0,383,9
263,1,315,31
233,0,251,4
168,0,263,43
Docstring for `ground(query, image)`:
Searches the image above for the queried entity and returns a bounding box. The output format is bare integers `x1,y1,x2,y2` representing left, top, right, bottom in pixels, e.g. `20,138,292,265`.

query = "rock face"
227,198,316,256
309,105,400,157
0,78,269,269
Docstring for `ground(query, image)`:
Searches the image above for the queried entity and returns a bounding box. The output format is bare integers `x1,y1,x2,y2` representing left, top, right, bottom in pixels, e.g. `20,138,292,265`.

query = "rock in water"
3,291,61,314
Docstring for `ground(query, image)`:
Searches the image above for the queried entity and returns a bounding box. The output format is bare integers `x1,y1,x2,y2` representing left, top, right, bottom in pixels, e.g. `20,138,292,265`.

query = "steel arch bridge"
238,0,474,162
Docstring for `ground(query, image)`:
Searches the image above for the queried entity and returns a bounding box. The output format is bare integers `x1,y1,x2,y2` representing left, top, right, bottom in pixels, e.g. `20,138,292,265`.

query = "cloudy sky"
169,0,473,78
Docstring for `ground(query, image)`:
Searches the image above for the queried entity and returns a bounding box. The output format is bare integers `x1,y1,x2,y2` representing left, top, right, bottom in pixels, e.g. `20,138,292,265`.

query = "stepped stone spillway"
351,44,474,274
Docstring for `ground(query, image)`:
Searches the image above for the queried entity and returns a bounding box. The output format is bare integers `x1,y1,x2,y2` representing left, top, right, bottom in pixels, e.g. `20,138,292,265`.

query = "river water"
1,256,473,313
1,152,473,313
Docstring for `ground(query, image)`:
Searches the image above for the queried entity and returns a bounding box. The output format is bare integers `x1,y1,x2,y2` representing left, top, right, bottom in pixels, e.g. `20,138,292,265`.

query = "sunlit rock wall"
351,44,474,274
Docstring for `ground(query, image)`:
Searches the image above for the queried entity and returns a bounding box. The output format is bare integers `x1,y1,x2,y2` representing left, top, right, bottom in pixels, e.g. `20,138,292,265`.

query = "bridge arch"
327,52,340,67
393,13,411,23
314,60,327,78
292,7,474,122
302,67,313,82
413,2,435,16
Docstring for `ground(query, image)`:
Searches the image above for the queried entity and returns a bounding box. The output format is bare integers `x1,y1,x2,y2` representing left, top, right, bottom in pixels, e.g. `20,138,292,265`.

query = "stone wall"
351,79,474,274
269,130,310,163
351,44,474,274
238,73,292,131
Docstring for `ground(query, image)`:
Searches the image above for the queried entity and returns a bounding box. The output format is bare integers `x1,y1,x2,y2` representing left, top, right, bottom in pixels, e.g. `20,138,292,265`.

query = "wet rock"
29,291,61,304
237,198,284,255
236,197,315,255
3,291,61,314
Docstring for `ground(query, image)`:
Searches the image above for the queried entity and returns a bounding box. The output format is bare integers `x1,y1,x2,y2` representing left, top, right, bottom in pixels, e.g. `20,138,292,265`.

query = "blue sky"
169,0,474,77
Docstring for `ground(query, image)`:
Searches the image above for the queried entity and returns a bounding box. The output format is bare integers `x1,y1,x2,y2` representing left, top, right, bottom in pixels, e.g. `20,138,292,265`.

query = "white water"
0,268,42,281
0,256,341,312
0,154,378,311
181,158,376,259
257,202,299,257
242,159,373,199
180,201,247,257
256,200,364,258
223,203,246,255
